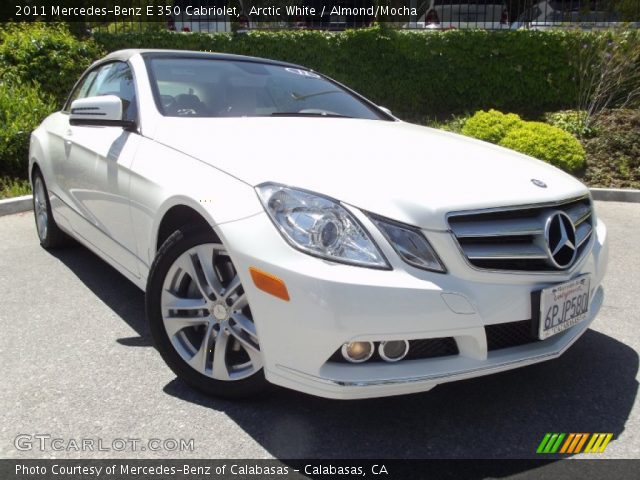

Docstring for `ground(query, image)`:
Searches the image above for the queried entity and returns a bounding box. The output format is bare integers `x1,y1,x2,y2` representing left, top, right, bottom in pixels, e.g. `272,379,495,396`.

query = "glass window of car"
146,57,387,120
64,69,99,112
86,62,138,122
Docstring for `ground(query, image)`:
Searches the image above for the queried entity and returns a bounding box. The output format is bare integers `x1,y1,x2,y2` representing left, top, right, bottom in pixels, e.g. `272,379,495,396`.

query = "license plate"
536,275,591,340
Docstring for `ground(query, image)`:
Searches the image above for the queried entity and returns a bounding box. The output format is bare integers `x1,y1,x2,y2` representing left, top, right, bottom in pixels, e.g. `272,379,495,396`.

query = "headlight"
370,215,446,273
256,183,389,269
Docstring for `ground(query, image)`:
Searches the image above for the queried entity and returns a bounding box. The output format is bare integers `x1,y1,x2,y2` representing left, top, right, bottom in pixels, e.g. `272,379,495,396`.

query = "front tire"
146,226,268,399
32,170,70,249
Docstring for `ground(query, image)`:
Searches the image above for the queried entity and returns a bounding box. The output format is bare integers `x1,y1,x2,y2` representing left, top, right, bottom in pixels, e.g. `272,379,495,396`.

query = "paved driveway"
1,201,638,460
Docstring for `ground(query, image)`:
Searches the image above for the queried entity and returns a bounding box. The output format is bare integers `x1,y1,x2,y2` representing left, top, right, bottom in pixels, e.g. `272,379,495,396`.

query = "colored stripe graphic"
559,433,575,454
538,433,614,454
537,433,565,453
536,433,552,453
585,433,614,453
568,433,588,454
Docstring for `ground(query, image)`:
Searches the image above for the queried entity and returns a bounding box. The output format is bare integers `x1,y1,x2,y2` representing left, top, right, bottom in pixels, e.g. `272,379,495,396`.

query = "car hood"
152,117,589,230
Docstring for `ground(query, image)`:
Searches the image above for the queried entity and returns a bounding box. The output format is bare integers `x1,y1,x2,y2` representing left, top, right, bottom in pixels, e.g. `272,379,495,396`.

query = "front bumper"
218,211,609,399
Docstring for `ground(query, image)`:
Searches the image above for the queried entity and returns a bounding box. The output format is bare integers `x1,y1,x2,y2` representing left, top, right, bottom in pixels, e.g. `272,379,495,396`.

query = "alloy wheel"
33,176,48,241
160,243,261,381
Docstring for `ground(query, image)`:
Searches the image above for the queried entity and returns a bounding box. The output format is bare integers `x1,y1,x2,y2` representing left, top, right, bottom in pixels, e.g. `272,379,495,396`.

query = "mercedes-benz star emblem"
531,178,547,188
544,211,577,269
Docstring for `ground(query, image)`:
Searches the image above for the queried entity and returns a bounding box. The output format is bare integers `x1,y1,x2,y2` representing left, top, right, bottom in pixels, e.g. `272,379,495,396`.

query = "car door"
61,61,142,278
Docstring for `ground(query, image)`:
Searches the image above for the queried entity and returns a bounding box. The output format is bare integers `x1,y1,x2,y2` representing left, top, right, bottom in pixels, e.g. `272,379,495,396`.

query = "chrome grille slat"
453,217,544,238
576,222,592,247
565,203,592,226
448,196,593,272
465,243,548,260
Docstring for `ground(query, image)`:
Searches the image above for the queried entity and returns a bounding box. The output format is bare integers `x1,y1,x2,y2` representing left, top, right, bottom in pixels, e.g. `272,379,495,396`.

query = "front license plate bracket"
531,275,591,341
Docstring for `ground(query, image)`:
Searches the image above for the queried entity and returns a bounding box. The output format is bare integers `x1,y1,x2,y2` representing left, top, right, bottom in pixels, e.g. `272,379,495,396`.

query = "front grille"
485,320,540,351
448,196,593,272
328,337,458,363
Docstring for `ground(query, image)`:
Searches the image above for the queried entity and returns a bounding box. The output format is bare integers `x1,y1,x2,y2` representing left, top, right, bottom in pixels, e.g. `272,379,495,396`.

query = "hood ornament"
531,179,547,188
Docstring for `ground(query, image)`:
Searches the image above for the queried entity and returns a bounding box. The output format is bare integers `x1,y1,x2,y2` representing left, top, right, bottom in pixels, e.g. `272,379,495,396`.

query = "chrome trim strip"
451,216,544,238
445,193,591,219
465,243,548,260
576,222,593,248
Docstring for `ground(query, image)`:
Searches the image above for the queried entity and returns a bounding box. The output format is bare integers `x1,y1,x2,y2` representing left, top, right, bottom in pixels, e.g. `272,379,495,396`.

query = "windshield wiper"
270,111,352,118
291,90,343,101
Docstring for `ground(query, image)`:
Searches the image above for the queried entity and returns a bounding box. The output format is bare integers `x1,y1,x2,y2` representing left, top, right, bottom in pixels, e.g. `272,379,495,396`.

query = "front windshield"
146,57,387,120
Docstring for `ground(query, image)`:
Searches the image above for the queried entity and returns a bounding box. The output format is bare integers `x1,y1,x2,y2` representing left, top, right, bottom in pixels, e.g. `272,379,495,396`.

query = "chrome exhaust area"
379,340,409,362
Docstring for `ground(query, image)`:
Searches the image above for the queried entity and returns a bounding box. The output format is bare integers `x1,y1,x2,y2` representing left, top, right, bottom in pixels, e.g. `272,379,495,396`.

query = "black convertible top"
102,49,306,70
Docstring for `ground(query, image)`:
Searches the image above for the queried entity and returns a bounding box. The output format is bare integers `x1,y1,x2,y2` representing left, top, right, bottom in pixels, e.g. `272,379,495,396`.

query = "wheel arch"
153,200,219,256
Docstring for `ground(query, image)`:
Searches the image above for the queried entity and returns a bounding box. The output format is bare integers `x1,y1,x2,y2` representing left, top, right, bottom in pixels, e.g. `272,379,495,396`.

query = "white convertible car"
29,49,608,399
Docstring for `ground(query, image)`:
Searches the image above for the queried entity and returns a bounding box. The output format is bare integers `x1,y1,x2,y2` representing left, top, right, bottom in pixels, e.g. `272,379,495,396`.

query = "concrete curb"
589,188,640,203
0,195,32,217
1,188,639,218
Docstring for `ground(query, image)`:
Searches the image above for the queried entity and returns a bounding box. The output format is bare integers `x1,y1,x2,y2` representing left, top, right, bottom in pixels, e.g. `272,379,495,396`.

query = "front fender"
129,138,263,277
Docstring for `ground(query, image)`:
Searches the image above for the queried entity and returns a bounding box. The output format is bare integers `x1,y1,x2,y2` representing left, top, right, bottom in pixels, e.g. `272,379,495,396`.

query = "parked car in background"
415,0,510,29
29,49,608,400
511,0,629,30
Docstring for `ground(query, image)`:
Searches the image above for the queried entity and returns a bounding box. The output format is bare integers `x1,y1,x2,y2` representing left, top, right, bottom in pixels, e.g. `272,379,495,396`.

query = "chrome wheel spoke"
222,275,242,302
230,293,248,312
162,291,208,312
228,325,260,355
193,244,225,299
230,312,258,339
243,343,263,370
174,253,213,301
187,321,215,374
211,330,231,380
164,314,210,338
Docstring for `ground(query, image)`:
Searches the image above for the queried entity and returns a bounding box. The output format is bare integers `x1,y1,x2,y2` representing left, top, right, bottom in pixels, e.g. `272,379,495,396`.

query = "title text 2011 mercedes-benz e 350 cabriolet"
29,49,608,399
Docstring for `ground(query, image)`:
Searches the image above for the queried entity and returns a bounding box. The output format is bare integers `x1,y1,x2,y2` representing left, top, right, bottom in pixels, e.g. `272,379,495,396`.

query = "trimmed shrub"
499,121,586,173
0,23,104,106
461,109,523,144
0,82,56,177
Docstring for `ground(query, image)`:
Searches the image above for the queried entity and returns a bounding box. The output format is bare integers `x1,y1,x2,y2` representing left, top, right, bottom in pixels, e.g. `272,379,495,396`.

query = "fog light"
379,340,409,362
341,341,374,363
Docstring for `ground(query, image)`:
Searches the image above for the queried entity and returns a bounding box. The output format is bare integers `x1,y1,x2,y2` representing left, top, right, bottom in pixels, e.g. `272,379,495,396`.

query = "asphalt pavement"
1,201,638,461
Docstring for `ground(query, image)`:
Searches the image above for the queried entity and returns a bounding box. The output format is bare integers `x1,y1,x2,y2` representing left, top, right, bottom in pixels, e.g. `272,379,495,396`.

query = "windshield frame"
142,53,395,121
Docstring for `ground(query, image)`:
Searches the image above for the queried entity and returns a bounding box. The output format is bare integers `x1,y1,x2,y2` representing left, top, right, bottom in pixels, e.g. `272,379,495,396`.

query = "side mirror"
70,95,135,129
378,106,393,117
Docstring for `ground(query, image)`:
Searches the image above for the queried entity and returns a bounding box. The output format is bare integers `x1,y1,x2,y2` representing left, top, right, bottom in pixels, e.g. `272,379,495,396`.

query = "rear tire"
146,226,269,399
32,170,71,249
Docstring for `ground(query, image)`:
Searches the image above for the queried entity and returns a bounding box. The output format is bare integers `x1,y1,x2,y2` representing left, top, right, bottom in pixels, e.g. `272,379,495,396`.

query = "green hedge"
0,23,104,106
0,82,56,177
93,28,601,118
0,24,634,180
1,24,634,120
